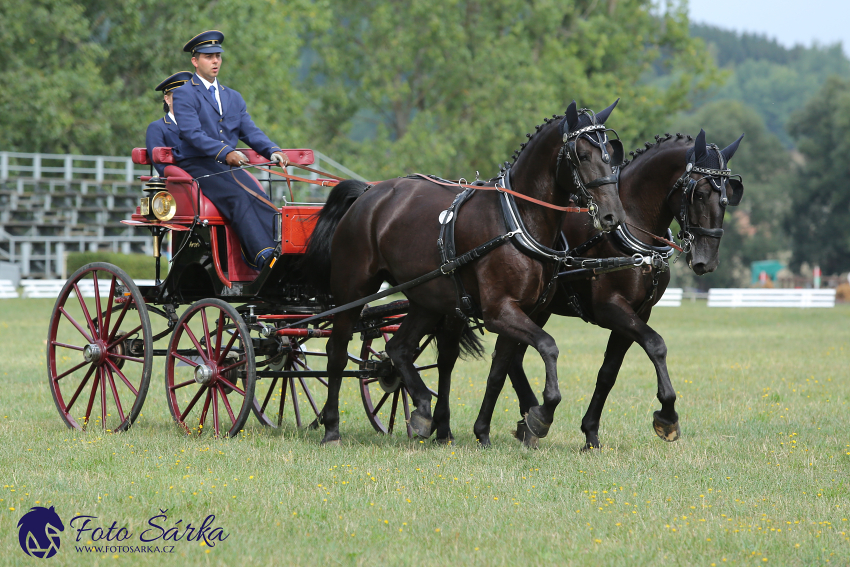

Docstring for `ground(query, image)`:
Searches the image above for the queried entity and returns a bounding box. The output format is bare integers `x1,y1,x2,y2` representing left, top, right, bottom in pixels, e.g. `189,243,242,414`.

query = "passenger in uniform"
145,71,194,176
171,30,290,271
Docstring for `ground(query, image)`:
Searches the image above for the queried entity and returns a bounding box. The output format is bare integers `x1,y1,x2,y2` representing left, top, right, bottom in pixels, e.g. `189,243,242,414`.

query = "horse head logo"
17,506,64,559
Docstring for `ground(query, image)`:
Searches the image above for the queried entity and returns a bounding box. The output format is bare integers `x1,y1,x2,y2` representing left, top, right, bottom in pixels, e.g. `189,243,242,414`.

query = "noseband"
666,144,744,251
555,110,624,221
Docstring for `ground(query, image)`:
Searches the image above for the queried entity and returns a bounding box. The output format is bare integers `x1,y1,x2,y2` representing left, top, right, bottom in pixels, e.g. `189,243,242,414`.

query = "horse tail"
299,179,369,293
426,318,486,361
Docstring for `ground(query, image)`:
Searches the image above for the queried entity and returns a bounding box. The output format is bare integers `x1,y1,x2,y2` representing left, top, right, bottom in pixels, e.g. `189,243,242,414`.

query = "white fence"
18,279,158,299
707,288,836,308
655,287,683,307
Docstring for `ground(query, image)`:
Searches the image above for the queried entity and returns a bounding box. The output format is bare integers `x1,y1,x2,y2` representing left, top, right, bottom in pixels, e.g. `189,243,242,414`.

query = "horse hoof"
433,433,454,446
653,412,680,442
513,421,540,449
408,410,432,439
477,435,492,448
581,442,600,453
321,431,340,445
524,406,552,438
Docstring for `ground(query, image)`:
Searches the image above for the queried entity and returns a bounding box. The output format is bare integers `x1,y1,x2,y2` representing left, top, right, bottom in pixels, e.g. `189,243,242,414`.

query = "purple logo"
17,506,65,559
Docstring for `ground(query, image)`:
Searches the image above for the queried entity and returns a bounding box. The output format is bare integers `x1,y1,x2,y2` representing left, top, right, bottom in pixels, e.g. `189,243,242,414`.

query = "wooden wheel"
252,336,328,429
164,298,255,438
359,332,438,437
47,262,152,432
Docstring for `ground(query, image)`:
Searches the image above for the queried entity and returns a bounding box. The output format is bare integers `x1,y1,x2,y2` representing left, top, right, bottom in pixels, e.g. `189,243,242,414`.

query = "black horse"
473,128,745,448
301,101,628,444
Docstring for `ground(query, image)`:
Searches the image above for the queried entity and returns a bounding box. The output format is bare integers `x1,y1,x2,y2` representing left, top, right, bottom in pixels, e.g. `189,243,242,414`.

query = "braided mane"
500,114,565,175
620,132,694,169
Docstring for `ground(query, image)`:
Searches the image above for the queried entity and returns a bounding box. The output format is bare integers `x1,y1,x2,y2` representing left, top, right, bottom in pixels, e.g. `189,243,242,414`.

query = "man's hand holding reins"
226,150,249,167
270,151,290,168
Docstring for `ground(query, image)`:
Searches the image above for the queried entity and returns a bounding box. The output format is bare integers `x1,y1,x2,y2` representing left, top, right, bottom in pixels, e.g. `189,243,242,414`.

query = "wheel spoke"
64,364,96,412
59,307,93,343
212,386,220,437
73,282,97,338
261,377,279,413
106,324,143,350
388,391,400,434
52,341,85,352
214,312,225,361
217,329,240,365
55,359,90,381
106,296,132,344
105,365,126,424
182,322,208,362
105,358,139,397
198,388,212,434
83,368,101,429
170,378,197,391
179,385,207,422
101,276,117,341
92,272,104,340
363,378,379,385
371,391,390,416
277,378,288,427
416,363,439,371
201,308,213,361
108,352,144,364
290,378,302,428
219,358,247,374
217,376,246,397
402,389,413,437
172,352,200,367
298,377,320,416
100,365,108,428
219,385,237,426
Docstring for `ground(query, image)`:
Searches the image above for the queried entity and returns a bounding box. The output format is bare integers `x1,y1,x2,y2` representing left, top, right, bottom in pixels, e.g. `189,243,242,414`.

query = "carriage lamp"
141,178,176,222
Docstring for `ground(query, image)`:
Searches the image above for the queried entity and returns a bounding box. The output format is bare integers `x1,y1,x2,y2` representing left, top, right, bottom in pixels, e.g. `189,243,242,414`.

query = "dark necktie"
208,85,219,113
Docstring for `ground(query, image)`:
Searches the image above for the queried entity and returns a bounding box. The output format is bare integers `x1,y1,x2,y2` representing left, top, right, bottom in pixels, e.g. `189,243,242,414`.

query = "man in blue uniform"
145,71,194,176
171,30,289,270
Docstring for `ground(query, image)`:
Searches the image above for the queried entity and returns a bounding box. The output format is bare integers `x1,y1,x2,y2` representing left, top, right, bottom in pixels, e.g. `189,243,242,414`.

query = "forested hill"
688,23,850,147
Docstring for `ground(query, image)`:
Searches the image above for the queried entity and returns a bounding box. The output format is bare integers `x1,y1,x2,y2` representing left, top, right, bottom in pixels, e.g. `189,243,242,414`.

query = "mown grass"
0,298,848,566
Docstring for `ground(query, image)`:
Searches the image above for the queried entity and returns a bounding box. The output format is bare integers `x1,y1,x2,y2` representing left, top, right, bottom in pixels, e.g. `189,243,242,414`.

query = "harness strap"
281,231,517,330
438,188,479,319
229,169,279,212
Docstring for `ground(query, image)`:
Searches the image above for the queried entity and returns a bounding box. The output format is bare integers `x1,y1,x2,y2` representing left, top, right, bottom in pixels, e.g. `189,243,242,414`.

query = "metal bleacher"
0,149,362,279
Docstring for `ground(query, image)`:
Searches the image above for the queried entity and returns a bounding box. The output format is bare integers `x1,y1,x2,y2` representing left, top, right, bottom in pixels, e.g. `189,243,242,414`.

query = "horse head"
674,128,745,274
559,99,627,231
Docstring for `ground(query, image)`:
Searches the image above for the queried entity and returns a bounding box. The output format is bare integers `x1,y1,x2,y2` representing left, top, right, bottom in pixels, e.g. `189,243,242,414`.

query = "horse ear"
693,128,707,164
49,506,55,512
565,101,579,132
595,98,620,124
721,134,745,163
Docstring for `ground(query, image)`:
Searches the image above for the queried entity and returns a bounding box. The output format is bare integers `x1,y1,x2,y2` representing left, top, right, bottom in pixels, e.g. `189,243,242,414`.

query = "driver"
145,71,193,177
171,30,289,270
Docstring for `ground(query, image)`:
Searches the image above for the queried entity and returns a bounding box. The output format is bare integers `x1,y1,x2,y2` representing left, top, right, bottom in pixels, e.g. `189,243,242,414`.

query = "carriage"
46,146,435,438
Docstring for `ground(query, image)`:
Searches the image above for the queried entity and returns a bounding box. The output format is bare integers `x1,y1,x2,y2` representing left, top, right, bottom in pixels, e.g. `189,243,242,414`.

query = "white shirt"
168,111,177,125
197,75,222,115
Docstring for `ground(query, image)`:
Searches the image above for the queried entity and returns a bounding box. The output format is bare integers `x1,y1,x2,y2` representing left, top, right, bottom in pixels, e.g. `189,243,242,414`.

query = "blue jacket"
145,115,181,176
171,74,281,163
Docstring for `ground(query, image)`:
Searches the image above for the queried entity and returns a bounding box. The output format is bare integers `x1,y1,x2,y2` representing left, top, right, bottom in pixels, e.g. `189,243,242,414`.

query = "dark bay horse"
473,129,745,448
301,101,628,444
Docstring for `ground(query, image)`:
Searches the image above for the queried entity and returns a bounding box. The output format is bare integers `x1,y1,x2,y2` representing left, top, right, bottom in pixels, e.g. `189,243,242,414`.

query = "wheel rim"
252,337,328,428
359,333,438,437
47,263,152,432
165,299,255,438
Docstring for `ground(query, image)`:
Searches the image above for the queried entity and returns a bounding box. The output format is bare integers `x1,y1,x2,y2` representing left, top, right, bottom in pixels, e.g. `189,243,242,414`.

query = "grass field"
0,298,848,566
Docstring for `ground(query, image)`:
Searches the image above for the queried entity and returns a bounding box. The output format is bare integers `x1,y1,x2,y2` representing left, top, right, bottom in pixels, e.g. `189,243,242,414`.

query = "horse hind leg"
431,317,468,444
385,305,442,439
318,308,360,445
580,331,634,451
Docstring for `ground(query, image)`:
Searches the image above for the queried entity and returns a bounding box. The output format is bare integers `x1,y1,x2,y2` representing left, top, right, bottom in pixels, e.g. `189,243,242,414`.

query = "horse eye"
578,153,591,162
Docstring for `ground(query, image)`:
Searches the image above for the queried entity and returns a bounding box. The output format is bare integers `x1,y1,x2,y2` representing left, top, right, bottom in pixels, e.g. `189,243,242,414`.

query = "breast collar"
498,172,568,263
610,224,674,259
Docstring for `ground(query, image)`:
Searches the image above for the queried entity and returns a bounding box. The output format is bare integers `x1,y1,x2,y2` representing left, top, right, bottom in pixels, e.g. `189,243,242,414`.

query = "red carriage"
46,146,433,438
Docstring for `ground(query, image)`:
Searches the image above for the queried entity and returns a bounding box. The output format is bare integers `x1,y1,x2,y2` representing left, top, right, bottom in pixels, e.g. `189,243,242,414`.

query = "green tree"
667,100,791,288
785,76,850,275
304,0,717,180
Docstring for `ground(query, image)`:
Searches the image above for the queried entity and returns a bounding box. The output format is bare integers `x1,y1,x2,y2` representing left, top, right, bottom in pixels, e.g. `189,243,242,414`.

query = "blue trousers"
178,158,276,268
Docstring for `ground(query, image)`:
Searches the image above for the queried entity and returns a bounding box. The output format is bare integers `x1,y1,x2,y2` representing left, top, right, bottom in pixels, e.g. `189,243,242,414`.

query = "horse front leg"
484,306,561,446
580,331,634,450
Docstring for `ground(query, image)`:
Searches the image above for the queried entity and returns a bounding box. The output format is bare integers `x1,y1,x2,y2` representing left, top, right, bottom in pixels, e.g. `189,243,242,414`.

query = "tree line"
1,0,848,283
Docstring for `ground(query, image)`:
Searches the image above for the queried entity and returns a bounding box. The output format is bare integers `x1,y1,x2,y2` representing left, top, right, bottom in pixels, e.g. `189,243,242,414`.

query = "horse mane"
620,132,695,170
501,114,565,175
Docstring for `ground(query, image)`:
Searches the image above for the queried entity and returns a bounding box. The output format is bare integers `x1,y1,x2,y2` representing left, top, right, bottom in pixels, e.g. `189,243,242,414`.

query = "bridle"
555,109,624,223
666,143,744,252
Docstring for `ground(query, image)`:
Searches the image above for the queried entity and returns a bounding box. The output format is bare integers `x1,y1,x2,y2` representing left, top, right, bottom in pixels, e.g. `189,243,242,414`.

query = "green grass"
0,299,848,566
